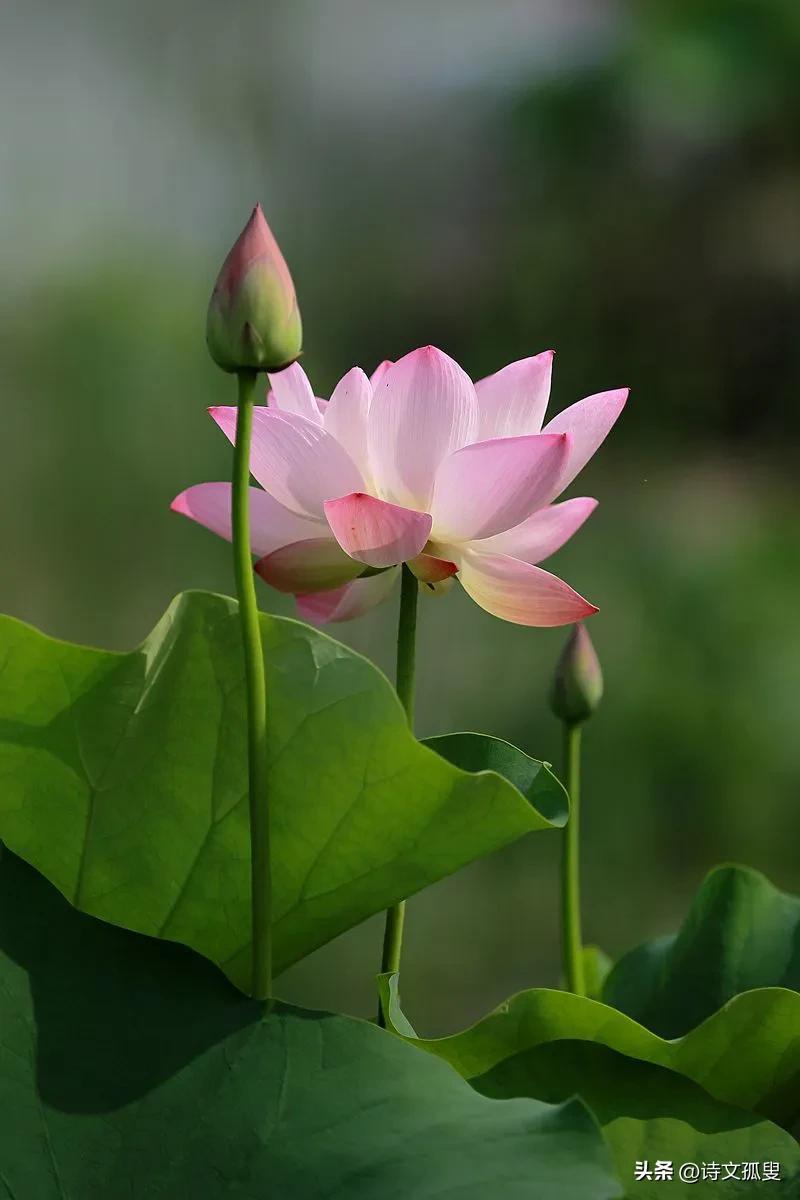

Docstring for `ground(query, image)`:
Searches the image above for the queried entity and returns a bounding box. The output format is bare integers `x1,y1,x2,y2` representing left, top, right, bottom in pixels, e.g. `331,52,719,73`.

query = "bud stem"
377,564,418,1024
232,369,272,1001
561,721,586,996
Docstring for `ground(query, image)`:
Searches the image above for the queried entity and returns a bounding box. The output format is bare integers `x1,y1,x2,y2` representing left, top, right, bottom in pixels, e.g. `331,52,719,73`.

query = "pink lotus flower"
173,347,627,626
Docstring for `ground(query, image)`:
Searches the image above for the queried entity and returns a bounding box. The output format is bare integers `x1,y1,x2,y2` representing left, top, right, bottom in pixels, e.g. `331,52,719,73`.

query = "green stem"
561,721,585,996
232,369,272,1001
378,565,418,1022
394,563,418,724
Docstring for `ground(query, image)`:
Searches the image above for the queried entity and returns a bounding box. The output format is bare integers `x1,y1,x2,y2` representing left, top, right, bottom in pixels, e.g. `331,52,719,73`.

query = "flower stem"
232,369,272,1001
378,564,418,1022
394,562,418,724
561,721,585,996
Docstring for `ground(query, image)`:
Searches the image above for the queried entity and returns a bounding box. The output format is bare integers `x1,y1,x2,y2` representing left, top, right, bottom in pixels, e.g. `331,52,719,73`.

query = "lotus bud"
550,623,603,725
206,204,302,374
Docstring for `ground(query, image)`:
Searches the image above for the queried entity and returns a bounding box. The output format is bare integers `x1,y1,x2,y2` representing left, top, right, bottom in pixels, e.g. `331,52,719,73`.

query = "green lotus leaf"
422,732,567,825
379,973,800,1132
604,863,800,1036
581,944,614,1001
0,591,565,992
0,847,620,1200
476,1042,799,1199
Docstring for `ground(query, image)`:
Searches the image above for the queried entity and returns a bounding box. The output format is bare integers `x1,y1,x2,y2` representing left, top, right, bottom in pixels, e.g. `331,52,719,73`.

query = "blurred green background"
2,0,798,1032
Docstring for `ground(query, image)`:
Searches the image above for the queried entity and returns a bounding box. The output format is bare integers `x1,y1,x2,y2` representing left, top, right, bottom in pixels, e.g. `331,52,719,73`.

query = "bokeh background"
2,0,798,1032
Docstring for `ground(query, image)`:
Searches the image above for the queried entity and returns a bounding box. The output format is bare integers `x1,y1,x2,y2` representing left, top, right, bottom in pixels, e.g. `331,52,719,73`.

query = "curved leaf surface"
0,591,565,991
604,864,800,1037
582,944,614,1001
379,978,800,1195
423,732,567,826
379,974,800,1127
476,1041,800,1199
0,847,619,1200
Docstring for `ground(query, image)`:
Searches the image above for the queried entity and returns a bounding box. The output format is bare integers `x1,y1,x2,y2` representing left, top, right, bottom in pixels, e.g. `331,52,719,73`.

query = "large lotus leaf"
476,1041,799,1199
603,864,800,1037
0,847,620,1200
379,978,800,1196
0,591,566,992
379,975,800,1129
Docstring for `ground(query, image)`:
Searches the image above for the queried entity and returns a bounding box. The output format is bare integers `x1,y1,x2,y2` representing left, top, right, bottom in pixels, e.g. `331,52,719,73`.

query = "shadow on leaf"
0,845,260,1112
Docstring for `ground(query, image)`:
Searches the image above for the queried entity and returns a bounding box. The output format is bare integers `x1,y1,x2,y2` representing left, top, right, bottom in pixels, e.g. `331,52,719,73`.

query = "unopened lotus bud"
550,623,603,725
206,204,302,374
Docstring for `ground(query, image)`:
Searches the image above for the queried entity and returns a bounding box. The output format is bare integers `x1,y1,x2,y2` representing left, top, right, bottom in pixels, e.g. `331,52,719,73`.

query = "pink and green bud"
206,204,302,374
550,622,603,725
